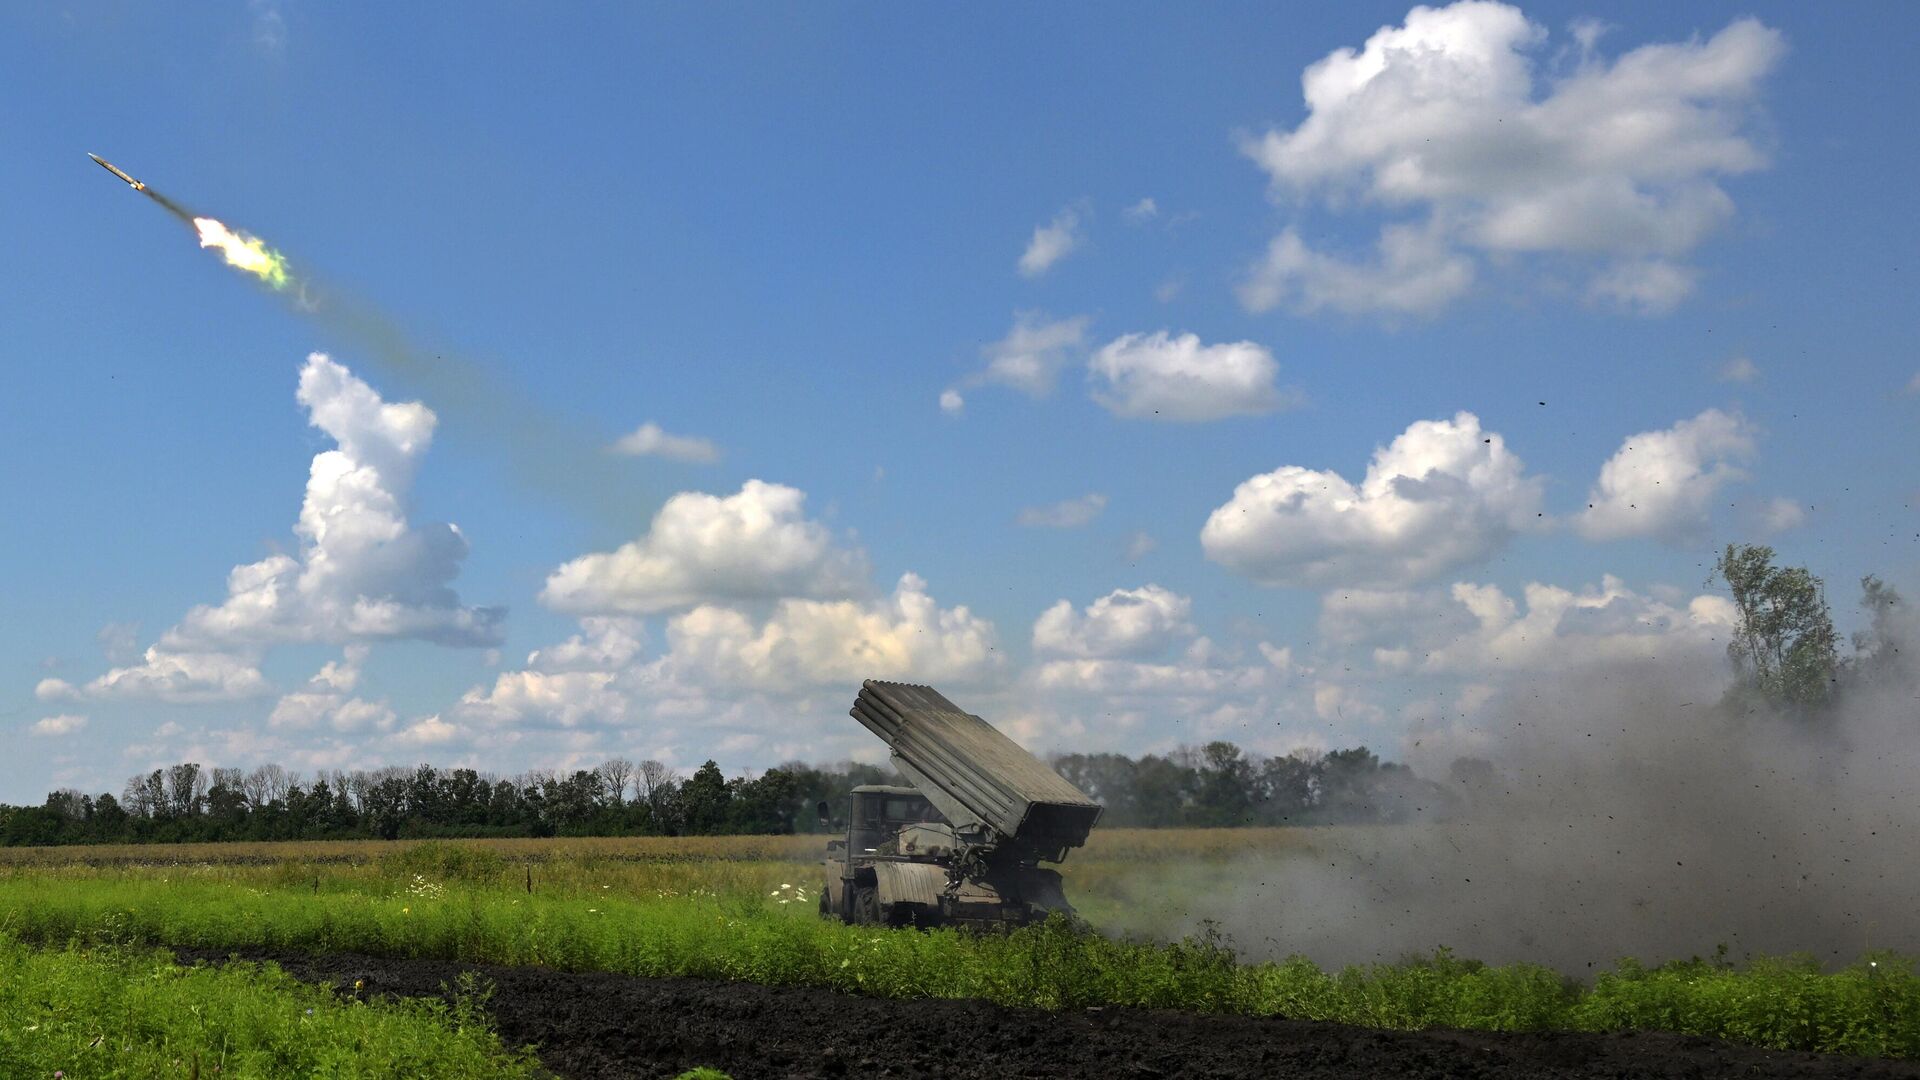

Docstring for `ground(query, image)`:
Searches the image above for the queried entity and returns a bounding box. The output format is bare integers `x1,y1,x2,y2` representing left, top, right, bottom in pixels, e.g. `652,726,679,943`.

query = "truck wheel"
819,885,831,919
854,886,880,925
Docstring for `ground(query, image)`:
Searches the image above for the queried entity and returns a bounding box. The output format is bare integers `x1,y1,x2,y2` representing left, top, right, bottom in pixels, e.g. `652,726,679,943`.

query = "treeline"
0,742,1444,847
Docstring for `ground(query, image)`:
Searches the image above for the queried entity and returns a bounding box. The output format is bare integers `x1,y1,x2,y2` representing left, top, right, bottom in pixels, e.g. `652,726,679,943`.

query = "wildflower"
402,906,410,915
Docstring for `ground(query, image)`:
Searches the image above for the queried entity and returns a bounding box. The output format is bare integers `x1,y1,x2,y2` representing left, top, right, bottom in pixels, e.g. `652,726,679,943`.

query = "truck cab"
818,680,1102,929
820,784,946,924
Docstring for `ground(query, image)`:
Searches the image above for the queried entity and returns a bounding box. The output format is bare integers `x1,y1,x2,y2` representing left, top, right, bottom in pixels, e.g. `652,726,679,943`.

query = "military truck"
818,680,1102,928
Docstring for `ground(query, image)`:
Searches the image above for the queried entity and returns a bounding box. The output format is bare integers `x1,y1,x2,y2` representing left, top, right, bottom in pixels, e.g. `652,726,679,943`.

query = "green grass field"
0,832,1914,1059
0,937,541,1079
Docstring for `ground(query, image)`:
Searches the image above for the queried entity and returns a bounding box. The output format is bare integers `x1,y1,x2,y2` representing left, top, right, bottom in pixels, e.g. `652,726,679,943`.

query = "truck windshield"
883,797,936,822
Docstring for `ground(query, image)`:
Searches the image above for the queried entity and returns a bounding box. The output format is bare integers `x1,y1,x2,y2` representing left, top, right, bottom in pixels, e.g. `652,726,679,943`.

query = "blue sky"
3,2,1915,802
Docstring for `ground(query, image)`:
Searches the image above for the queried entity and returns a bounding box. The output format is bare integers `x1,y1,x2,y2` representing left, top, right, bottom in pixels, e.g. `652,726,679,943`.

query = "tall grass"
0,870,1913,1057
0,936,539,1078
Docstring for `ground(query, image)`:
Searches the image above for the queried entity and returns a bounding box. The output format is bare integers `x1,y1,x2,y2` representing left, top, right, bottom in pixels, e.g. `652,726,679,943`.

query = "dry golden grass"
0,832,825,868
0,827,1334,871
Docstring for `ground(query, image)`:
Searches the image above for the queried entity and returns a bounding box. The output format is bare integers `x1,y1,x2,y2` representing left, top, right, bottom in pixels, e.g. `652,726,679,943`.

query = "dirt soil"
179,947,1920,1080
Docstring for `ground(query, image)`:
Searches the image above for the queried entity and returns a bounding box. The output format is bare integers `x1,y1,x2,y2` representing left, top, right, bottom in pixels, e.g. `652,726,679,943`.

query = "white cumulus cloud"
166,354,503,651
1019,205,1085,277
49,355,501,706
542,480,869,615
1202,411,1542,587
268,647,396,733
952,312,1091,400
1408,576,1737,678
1717,356,1760,383
1577,408,1756,543
30,714,87,737
1585,259,1697,315
1088,331,1292,421
1033,585,1194,659
609,422,721,464
1240,224,1474,317
1239,3,1784,316
38,648,272,704
657,574,1002,694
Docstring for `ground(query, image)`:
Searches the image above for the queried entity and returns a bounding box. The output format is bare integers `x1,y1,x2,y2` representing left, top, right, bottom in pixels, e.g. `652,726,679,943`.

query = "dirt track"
181,948,1920,1079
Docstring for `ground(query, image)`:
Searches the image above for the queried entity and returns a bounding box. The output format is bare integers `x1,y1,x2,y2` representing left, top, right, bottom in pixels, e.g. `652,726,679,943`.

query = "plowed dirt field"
180,948,1920,1079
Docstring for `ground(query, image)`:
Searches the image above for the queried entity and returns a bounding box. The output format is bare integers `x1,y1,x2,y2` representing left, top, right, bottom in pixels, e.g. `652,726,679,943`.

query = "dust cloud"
1104,611,1919,973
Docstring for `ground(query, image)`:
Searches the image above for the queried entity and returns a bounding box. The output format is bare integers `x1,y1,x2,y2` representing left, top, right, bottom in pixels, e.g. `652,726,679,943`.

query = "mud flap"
1016,867,1074,917
872,861,946,908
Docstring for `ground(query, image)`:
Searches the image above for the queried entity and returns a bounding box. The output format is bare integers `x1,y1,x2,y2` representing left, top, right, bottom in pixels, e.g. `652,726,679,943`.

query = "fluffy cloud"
1577,408,1756,543
43,355,498,706
1016,493,1108,529
1033,585,1194,658
953,312,1091,400
30,714,87,737
1718,356,1760,383
458,669,626,730
268,647,397,733
1240,3,1784,315
166,355,502,652
1354,576,1738,679
660,574,1001,693
1202,411,1542,587
609,422,721,463
392,715,461,747
1019,205,1084,277
1088,332,1293,421
1584,259,1696,315
38,648,271,704
542,480,869,615
1240,224,1474,317
938,389,965,416
1122,198,1159,224
463,573,1000,737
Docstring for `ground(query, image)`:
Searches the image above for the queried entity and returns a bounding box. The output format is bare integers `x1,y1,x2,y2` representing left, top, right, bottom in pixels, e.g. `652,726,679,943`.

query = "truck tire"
853,885,880,925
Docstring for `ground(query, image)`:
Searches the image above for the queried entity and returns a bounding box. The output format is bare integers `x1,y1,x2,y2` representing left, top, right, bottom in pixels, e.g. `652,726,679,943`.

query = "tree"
1711,543,1839,711
678,761,731,835
165,763,205,818
597,758,634,807
1193,742,1256,826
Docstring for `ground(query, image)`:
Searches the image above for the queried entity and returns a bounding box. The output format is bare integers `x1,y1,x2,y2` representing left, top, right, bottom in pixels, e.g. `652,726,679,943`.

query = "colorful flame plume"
194,217,292,290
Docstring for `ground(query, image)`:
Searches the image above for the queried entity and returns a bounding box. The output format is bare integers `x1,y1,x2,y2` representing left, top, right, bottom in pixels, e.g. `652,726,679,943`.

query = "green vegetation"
0,936,538,1078
1713,542,1842,710
0,733,1447,847
0,852,1913,1059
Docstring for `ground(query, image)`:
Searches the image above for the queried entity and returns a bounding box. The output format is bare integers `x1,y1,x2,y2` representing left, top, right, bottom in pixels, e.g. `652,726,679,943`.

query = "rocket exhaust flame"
193,217,293,290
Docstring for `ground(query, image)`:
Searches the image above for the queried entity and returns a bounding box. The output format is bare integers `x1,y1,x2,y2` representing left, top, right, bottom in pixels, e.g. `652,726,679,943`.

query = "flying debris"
88,153,146,191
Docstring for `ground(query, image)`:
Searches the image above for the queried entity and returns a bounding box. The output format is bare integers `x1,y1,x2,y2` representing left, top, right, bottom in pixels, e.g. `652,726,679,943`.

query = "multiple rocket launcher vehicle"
821,680,1103,928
